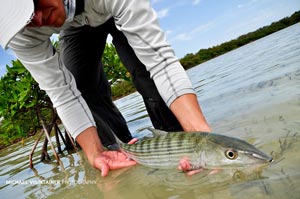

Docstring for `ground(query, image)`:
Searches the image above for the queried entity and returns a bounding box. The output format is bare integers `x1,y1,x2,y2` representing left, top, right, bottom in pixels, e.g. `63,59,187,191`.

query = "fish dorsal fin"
147,127,168,136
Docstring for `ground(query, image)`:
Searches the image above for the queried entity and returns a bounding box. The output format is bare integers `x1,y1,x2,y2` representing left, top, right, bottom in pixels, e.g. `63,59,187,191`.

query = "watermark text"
6,179,97,185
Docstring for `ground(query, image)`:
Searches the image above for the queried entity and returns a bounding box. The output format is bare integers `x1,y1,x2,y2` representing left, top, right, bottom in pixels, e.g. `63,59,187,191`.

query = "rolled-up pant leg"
104,18,183,131
59,25,132,146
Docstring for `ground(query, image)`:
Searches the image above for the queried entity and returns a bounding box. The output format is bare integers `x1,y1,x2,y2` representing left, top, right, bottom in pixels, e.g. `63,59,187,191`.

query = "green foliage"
102,43,131,85
180,10,300,69
0,60,52,148
0,41,135,149
102,43,136,99
111,80,136,100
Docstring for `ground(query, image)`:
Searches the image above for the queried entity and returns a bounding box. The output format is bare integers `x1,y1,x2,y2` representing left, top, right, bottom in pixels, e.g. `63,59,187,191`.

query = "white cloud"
165,30,173,37
172,21,214,42
192,0,201,5
174,33,192,41
151,0,164,5
224,10,275,39
156,8,169,18
191,22,215,34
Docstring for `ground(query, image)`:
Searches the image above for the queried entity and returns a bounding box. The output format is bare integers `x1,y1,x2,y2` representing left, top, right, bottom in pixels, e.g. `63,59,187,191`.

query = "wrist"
170,94,211,132
75,126,105,166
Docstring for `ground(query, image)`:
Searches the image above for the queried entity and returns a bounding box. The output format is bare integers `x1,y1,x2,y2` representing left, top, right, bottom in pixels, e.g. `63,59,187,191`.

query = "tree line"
180,10,300,69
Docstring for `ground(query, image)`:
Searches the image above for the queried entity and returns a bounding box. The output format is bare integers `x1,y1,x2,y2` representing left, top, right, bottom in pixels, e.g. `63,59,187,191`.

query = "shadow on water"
1,24,300,199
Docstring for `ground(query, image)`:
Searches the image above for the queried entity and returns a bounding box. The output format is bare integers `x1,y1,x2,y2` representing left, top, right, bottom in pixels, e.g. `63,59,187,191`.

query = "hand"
76,127,137,177
178,157,220,176
178,157,204,175
93,151,136,177
93,138,139,177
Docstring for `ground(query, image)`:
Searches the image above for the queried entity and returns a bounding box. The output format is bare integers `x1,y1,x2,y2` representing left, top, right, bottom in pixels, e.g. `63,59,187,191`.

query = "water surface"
1,24,300,199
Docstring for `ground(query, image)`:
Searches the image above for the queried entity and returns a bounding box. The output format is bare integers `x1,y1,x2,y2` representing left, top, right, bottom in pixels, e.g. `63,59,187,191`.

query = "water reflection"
91,165,271,199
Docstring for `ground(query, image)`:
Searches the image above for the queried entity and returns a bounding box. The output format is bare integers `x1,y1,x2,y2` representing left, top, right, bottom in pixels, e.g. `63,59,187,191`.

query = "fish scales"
121,132,204,168
119,129,273,170
123,133,201,154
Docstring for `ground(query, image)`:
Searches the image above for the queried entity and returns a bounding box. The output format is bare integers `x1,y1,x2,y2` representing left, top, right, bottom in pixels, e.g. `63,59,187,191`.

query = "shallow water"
1,23,300,199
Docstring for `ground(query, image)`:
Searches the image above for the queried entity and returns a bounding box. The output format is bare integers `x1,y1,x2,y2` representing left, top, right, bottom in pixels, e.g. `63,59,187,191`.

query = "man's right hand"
76,127,137,177
93,150,136,177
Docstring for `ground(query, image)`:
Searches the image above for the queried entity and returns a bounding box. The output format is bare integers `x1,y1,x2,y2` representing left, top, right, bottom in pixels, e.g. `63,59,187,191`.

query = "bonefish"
119,129,273,170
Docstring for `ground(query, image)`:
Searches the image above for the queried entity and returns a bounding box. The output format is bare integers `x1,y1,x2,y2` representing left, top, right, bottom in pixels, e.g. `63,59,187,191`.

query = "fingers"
111,159,137,169
178,157,192,171
128,138,138,144
93,153,110,177
178,157,206,176
106,151,137,170
100,163,110,177
94,151,137,177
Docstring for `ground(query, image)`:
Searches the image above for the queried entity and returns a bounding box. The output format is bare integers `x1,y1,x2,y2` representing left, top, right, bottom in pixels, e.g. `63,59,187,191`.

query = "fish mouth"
250,152,273,163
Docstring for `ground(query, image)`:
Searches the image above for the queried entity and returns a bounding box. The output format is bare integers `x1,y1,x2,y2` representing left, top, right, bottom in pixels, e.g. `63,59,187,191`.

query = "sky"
0,0,299,77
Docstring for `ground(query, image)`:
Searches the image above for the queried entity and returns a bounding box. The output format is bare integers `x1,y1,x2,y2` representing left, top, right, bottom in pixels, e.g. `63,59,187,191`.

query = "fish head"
199,133,273,169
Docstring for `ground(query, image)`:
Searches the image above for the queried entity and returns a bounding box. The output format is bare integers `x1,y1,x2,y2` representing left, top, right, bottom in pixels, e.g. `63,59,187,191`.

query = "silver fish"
120,129,273,170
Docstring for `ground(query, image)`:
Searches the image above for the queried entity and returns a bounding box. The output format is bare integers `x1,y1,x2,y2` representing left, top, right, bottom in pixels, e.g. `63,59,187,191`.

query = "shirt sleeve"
8,26,96,139
101,0,195,106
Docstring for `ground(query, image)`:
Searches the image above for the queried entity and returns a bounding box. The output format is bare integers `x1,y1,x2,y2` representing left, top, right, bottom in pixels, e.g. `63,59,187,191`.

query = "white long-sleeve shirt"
8,0,195,139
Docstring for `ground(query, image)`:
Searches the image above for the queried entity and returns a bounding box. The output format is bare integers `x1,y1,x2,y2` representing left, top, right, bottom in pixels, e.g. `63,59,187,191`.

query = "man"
59,17,184,149
0,0,211,177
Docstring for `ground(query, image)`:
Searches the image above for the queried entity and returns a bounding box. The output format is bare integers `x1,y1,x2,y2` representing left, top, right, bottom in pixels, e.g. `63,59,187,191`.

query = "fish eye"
225,149,238,160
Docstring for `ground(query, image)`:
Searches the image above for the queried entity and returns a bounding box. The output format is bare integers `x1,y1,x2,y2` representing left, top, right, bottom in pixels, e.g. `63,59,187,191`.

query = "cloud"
174,33,192,41
192,0,201,5
156,8,169,18
165,30,173,37
167,21,215,43
151,0,164,5
170,21,215,42
191,22,215,34
224,10,275,38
